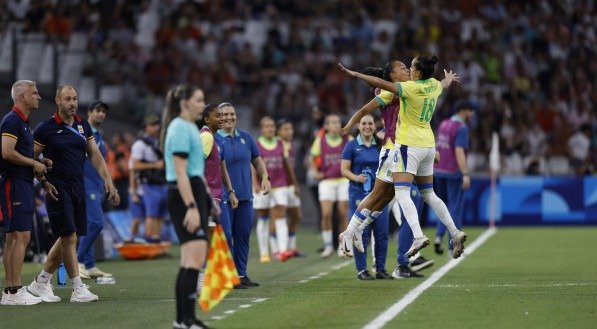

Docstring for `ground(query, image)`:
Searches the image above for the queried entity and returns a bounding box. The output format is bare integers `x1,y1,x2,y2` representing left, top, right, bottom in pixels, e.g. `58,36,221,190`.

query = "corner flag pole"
488,132,500,228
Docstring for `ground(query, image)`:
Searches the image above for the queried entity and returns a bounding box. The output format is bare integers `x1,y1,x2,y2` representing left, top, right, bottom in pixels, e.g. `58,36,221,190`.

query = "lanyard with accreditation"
62,123,88,143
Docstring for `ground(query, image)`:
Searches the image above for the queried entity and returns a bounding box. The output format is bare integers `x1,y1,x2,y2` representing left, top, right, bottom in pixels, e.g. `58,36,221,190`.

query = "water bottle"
57,263,67,287
95,277,116,285
362,168,372,194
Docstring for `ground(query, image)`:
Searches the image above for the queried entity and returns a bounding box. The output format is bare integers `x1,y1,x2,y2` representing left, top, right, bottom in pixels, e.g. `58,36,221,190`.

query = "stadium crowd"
0,0,594,178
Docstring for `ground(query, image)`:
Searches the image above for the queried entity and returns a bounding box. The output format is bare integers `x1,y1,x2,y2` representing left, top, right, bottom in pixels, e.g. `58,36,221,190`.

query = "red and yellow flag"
199,224,240,312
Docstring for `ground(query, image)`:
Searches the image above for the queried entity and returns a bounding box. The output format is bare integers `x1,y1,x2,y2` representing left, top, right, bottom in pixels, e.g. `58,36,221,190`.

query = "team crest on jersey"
77,125,84,134
240,138,246,144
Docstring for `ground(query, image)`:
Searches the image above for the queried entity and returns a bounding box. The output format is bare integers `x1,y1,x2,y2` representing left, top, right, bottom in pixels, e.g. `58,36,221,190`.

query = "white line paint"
210,260,352,323
299,261,351,284
435,282,596,288
224,297,270,301
364,227,497,329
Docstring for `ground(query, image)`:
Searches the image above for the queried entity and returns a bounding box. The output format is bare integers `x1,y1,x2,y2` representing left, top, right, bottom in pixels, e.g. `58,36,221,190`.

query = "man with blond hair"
1,80,49,305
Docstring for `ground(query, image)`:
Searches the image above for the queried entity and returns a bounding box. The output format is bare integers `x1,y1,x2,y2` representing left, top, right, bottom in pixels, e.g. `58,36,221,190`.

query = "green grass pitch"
1,226,596,329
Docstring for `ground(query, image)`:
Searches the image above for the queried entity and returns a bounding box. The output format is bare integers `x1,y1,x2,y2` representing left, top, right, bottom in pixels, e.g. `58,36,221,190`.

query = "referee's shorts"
167,177,210,243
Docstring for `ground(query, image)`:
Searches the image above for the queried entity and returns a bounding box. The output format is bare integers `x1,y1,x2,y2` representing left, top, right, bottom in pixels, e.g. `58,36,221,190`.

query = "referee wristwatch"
187,201,198,209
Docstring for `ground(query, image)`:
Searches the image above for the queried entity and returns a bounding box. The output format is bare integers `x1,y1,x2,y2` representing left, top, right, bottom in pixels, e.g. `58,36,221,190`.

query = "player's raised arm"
338,63,399,95
441,69,460,89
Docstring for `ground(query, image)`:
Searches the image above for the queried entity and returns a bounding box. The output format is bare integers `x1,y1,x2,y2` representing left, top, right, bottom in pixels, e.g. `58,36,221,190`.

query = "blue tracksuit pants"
397,185,423,266
349,191,389,273
434,176,464,250
77,190,104,269
225,199,253,277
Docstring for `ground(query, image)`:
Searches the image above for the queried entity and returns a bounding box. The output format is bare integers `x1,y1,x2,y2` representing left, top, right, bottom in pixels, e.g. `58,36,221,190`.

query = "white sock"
269,234,279,255
395,184,424,239
71,276,84,289
357,210,381,231
322,230,333,248
37,270,53,283
348,208,370,234
420,188,459,238
390,197,402,226
275,218,289,253
288,233,297,250
256,217,270,257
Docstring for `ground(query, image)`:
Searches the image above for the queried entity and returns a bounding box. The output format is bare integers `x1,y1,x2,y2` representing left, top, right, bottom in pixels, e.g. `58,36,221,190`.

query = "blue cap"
88,100,109,111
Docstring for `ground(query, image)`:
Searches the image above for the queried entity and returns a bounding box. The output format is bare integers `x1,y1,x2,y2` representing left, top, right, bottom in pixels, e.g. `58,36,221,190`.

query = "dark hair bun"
428,55,439,65
362,67,384,79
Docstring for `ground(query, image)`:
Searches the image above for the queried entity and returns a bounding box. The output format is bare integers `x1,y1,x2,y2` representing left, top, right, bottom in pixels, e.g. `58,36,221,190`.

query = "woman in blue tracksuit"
340,114,392,280
215,102,271,288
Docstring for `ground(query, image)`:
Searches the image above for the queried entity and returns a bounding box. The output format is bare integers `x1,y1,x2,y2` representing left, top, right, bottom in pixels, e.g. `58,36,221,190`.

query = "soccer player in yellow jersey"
338,55,468,259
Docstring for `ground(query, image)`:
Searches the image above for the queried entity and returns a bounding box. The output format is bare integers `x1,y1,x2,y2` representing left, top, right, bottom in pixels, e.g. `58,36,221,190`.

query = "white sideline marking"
211,260,352,322
363,227,497,329
435,282,596,288
299,261,351,284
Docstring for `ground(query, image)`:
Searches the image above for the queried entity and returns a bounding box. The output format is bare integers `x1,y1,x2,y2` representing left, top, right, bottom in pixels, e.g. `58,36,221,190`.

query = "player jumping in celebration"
338,55,468,259
337,62,429,277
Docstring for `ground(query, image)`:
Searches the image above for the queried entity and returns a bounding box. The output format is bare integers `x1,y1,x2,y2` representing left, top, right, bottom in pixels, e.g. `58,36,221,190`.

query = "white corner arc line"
364,227,497,329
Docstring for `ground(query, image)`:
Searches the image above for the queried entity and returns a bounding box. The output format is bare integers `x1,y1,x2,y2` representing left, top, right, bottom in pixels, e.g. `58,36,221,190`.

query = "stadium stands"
0,0,594,176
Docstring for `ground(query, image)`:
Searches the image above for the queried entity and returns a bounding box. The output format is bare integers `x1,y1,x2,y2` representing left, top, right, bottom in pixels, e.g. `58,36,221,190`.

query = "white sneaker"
451,231,468,259
28,280,61,302
405,236,430,258
70,284,99,303
87,267,112,278
337,232,354,258
320,246,334,258
352,230,365,253
0,291,9,305
1,287,43,305
78,264,91,279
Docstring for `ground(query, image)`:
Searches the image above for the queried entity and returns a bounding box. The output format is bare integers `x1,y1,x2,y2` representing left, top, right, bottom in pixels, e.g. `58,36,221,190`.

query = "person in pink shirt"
253,116,296,262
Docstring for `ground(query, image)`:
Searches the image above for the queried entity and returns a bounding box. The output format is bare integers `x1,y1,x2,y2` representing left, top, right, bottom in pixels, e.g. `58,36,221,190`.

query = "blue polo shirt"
164,117,204,182
0,107,34,181
341,134,380,195
33,112,94,188
84,126,107,191
216,129,260,201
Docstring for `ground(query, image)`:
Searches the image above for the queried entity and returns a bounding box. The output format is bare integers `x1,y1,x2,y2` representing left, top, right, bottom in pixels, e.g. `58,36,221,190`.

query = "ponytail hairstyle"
413,54,439,80
382,60,399,81
362,67,383,79
159,84,198,152
198,103,219,130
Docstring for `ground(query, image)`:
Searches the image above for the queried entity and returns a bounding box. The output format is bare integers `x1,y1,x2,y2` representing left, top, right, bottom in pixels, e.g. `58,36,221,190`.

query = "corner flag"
199,225,240,312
